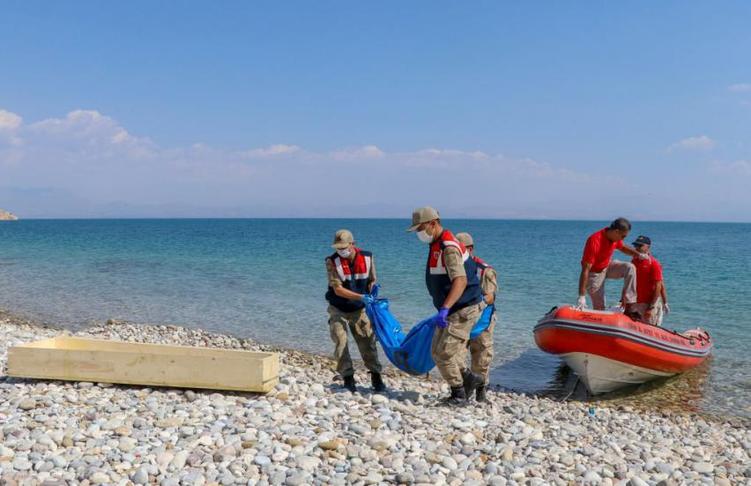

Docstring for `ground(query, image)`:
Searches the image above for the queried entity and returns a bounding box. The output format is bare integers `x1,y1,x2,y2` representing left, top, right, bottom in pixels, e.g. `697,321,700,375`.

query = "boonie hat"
407,206,440,232
455,232,474,247
632,235,651,247
332,229,354,249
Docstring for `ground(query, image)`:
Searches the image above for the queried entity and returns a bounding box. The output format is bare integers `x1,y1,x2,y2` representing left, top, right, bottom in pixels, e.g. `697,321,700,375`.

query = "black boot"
462,369,484,400
370,372,386,393
475,385,487,403
343,375,357,393
443,386,468,406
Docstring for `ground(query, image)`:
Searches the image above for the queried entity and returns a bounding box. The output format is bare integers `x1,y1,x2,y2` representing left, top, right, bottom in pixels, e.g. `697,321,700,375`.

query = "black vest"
425,232,482,314
325,250,372,312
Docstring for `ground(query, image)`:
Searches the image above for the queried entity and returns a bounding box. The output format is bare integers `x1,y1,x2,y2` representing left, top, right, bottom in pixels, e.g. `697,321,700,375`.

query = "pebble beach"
1,311,749,486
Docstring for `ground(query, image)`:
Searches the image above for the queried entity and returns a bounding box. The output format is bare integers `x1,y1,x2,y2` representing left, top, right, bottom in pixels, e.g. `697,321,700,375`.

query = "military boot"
462,368,484,400
475,385,487,403
443,386,468,407
370,372,386,393
343,375,357,393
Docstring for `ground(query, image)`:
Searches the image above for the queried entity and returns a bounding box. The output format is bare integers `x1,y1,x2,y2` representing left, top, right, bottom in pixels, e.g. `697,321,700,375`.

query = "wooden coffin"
6,336,279,393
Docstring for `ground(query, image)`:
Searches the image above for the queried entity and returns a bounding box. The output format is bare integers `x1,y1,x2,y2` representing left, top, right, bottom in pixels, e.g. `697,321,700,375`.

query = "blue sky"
1,1,750,220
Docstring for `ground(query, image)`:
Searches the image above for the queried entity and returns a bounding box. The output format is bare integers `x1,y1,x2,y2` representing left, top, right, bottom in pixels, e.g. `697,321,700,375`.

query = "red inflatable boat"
534,305,712,394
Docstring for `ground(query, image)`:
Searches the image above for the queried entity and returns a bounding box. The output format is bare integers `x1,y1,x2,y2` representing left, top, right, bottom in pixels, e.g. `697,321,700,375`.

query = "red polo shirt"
632,255,663,303
582,228,623,273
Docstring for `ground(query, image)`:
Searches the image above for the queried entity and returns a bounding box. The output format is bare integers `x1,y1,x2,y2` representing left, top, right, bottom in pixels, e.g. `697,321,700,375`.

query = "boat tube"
534,305,711,394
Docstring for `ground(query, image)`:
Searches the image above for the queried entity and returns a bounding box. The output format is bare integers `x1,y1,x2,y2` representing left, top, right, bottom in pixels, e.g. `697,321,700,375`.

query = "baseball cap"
455,232,474,247
632,235,651,247
332,229,354,249
407,206,440,232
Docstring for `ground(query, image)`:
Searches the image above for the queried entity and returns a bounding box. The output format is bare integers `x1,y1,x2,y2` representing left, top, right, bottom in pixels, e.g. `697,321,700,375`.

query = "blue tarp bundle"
364,286,495,375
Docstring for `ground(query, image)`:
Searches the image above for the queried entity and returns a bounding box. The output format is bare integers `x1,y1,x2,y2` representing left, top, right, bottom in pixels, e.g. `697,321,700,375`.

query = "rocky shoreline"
0,209,18,221
0,311,749,485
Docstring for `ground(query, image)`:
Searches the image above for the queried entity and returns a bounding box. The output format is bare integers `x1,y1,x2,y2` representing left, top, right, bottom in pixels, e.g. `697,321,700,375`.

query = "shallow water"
0,218,748,418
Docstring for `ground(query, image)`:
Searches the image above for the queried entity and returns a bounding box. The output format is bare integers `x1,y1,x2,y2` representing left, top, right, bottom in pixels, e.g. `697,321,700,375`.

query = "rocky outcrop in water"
0,209,18,221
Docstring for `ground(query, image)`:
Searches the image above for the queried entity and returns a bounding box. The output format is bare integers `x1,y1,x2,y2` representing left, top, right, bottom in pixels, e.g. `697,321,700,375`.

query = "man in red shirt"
578,218,648,312
630,235,669,326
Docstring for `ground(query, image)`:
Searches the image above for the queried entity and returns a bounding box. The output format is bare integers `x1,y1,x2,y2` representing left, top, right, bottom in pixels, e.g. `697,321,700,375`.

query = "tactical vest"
425,230,482,313
325,248,372,312
472,255,492,280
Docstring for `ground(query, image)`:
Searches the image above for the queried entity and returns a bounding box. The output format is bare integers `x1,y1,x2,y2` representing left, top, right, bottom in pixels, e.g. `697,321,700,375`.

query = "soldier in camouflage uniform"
325,229,386,393
407,207,484,406
457,232,498,402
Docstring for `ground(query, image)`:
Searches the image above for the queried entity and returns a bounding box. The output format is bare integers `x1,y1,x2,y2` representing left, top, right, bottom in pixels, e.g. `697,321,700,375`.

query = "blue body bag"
364,286,495,375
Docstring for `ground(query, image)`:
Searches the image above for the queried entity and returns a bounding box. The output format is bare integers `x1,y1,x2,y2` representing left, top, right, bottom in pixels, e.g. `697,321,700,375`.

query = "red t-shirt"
632,255,663,303
581,228,624,273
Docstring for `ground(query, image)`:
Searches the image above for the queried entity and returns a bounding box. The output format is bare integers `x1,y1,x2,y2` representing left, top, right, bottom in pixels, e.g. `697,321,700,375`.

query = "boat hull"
560,352,674,394
534,306,711,394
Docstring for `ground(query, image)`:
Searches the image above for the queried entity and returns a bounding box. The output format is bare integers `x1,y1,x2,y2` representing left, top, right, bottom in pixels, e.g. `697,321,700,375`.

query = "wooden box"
6,336,279,393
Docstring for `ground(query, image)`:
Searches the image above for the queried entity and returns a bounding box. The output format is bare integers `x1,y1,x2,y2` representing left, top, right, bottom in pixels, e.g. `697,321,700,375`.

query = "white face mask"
417,230,433,243
336,248,353,258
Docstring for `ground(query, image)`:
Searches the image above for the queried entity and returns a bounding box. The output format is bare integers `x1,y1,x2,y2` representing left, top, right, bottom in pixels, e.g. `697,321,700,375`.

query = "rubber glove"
361,294,375,306
576,295,587,309
434,307,450,328
663,302,670,315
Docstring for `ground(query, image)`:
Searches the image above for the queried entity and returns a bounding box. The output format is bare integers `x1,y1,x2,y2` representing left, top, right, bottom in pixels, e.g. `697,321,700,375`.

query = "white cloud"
668,135,715,152
414,148,489,161
0,110,22,130
1,107,749,220
13,109,156,163
330,145,385,160
28,109,151,146
711,160,751,176
0,109,617,217
241,144,301,158
0,109,24,147
728,83,751,93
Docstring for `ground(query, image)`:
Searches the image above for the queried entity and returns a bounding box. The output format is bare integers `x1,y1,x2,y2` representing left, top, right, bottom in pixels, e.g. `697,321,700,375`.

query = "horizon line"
6,216,750,224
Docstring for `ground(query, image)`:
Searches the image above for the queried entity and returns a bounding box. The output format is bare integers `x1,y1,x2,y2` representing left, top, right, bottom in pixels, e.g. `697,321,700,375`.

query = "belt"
449,298,483,315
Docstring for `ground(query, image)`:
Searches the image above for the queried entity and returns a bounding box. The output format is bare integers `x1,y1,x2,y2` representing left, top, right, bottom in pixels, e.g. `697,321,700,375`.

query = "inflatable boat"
534,305,712,394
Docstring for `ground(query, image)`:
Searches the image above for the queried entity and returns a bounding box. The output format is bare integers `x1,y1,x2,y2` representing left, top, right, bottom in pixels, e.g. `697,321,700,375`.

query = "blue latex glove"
434,307,450,328
361,294,375,306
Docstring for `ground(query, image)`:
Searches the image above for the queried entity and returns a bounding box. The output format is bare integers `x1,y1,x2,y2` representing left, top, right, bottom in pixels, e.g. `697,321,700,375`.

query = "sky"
1,1,750,221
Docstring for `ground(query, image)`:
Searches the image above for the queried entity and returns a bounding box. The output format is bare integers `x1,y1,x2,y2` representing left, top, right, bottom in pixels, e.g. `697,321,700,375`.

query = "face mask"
417,229,433,243
336,248,353,258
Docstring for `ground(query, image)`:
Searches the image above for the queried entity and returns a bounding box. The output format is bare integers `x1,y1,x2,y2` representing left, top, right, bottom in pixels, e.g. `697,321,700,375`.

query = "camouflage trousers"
431,302,483,387
469,309,496,384
327,305,382,378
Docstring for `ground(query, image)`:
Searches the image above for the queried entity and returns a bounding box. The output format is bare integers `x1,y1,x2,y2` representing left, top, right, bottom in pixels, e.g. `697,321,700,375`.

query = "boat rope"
560,376,580,401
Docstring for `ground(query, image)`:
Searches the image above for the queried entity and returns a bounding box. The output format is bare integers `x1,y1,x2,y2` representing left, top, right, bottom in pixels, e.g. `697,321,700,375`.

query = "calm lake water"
0,219,748,418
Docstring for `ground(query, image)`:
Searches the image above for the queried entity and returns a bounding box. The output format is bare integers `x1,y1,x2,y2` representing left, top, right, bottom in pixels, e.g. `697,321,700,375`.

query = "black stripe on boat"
534,319,711,358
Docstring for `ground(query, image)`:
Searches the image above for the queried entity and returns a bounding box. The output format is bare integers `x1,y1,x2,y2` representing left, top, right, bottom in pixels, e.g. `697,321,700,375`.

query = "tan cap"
331,229,354,249
455,232,474,247
407,206,440,232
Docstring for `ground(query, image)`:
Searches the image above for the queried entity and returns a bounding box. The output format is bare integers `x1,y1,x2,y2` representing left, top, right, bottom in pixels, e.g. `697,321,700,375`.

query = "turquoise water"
0,219,749,418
